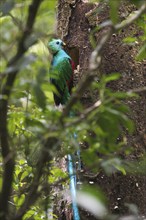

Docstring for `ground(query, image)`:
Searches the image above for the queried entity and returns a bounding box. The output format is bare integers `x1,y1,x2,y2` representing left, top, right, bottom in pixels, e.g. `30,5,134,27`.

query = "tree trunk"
56,0,146,219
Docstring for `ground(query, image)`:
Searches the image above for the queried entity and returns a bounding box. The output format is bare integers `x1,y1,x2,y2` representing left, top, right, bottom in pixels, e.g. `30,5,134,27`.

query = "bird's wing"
52,57,73,93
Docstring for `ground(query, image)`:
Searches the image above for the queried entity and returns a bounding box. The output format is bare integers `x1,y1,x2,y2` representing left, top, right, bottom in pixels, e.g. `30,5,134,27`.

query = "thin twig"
115,3,146,31
65,100,102,127
65,84,146,128
127,86,146,94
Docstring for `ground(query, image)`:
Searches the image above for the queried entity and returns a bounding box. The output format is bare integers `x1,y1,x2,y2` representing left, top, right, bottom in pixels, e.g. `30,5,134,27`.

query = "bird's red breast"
66,59,75,94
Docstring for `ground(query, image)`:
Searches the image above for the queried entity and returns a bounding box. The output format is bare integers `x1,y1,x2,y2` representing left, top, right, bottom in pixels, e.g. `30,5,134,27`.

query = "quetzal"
48,39,74,106
48,39,80,220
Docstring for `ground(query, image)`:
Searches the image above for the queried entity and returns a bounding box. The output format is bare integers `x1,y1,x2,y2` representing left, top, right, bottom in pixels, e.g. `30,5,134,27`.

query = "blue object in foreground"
67,154,80,220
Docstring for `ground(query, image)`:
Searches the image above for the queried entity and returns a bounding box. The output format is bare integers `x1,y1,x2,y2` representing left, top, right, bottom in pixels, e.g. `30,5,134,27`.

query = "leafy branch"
0,0,43,219
13,136,58,220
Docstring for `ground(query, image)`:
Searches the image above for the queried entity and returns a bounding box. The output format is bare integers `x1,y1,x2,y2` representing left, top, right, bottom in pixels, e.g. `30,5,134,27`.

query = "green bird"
48,39,81,220
48,39,74,106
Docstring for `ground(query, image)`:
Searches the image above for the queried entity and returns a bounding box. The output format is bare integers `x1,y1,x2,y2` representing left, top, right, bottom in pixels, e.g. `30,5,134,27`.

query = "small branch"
127,86,146,94
62,73,95,118
64,85,146,128
65,100,102,127
8,13,23,30
115,3,146,31
64,78,146,130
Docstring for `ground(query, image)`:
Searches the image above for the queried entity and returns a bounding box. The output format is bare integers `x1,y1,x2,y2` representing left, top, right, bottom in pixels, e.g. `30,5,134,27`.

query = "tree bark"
56,0,146,219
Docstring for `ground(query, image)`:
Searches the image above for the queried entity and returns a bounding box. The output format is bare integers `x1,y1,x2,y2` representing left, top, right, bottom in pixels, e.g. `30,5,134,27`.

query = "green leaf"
20,171,29,181
15,166,21,177
109,0,120,24
104,73,121,83
123,36,137,44
76,190,107,218
33,84,46,109
114,165,126,175
0,16,10,25
136,43,146,61
19,159,26,166
14,194,25,207
101,158,124,174
23,209,37,219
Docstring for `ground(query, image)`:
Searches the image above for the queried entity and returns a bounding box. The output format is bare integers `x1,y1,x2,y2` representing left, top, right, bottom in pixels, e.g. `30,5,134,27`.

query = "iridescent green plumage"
48,39,73,105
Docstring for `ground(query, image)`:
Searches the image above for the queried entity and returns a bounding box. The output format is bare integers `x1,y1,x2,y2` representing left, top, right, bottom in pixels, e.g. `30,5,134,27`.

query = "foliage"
0,0,146,219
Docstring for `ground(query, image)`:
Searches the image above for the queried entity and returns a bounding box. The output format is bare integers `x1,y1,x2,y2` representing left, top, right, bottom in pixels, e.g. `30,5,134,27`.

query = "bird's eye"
56,41,60,45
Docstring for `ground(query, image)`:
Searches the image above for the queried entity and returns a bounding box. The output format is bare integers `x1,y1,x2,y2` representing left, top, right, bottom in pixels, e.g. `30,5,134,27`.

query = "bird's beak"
62,41,66,46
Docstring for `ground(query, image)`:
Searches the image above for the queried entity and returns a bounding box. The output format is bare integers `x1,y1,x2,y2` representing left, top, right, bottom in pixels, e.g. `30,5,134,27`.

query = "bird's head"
48,39,66,54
